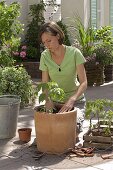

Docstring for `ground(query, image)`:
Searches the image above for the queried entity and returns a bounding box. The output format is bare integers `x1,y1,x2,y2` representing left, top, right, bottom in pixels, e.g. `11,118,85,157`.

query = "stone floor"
0,81,113,170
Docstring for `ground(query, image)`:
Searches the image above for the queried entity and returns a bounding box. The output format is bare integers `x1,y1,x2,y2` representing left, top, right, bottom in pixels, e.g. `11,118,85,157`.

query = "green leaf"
39,93,46,103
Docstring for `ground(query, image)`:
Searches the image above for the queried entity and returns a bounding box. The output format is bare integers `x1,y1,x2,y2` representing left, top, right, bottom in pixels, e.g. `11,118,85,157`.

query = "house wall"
61,0,90,43
61,0,110,27
61,0,90,26
104,0,110,25
4,0,111,38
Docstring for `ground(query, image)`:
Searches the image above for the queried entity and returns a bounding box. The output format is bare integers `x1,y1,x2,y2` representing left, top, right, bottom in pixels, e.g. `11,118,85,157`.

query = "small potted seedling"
85,99,113,136
83,99,113,149
34,81,77,154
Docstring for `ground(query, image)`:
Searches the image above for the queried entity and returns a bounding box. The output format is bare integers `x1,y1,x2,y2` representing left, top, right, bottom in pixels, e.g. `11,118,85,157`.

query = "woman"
39,21,87,132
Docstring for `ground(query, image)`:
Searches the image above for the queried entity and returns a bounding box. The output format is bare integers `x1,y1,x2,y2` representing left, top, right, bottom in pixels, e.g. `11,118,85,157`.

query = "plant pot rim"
18,128,32,132
34,105,77,115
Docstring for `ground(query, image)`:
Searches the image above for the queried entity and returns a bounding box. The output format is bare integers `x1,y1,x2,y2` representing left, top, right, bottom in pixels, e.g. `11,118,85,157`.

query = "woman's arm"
72,63,87,101
59,63,87,112
42,71,49,82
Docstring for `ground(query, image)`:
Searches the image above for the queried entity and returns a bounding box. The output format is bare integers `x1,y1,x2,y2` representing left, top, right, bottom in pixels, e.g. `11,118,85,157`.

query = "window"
109,0,113,27
90,0,104,28
90,0,97,28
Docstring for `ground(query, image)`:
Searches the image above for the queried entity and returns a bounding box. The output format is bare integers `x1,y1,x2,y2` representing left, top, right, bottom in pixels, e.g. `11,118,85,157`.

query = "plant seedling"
85,99,113,135
35,81,65,113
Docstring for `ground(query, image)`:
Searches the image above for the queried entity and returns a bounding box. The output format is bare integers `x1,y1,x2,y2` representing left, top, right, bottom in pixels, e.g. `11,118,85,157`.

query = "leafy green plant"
35,82,65,113
0,1,23,66
26,46,38,61
12,45,39,62
68,15,113,65
93,26,113,66
0,66,35,107
25,1,45,61
68,15,96,57
0,45,15,66
95,26,113,46
57,20,71,46
103,110,113,136
24,0,61,62
94,44,113,66
0,1,22,45
85,99,113,135
12,45,26,62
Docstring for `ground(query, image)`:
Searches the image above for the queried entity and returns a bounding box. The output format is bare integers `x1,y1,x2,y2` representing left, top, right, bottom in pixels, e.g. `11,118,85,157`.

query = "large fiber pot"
34,106,77,154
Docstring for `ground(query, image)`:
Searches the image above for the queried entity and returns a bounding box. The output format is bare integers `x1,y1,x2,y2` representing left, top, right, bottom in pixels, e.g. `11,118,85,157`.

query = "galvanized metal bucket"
0,95,21,139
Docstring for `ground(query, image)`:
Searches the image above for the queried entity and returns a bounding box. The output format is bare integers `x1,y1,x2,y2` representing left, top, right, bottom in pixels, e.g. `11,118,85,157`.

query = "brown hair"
39,21,65,45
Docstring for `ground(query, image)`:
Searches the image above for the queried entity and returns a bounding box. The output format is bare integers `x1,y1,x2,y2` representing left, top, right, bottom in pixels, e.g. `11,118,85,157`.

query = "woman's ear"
56,34,60,39
56,33,61,44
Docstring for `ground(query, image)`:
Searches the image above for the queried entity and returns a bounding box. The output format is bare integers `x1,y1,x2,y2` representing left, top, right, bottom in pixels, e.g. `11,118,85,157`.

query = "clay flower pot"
18,128,32,142
34,106,77,154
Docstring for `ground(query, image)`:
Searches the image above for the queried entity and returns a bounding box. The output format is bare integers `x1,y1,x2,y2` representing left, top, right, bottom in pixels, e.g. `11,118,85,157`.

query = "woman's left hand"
58,97,76,113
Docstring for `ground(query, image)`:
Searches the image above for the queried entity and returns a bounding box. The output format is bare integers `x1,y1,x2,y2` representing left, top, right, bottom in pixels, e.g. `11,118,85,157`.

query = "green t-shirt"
39,46,86,102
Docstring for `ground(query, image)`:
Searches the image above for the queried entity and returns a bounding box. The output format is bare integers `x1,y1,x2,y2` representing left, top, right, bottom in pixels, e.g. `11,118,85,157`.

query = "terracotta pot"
18,128,32,142
34,106,77,154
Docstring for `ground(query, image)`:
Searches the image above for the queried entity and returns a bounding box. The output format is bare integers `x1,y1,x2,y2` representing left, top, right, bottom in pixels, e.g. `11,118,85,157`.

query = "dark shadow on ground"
8,143,68,169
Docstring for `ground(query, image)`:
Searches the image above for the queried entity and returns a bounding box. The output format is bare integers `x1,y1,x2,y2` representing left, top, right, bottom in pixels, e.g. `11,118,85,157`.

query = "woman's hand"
58,97,76,113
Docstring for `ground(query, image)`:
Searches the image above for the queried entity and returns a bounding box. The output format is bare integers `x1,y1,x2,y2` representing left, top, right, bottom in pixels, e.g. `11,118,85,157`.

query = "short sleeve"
75,48,86,65
39,53,48,71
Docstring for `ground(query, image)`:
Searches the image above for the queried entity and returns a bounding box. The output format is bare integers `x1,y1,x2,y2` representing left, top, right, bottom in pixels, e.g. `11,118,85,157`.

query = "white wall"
61,0,90,27
61,0,90,43
61,0,85,23
104,0,110,25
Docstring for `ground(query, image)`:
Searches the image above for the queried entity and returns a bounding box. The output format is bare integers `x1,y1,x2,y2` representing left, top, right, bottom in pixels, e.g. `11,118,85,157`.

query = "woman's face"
41,32,60,52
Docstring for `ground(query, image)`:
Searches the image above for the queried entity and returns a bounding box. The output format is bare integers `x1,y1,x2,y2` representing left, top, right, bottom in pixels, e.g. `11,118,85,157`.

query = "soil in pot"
91,128,113,137
18,128,32,142
35,104,74,114
91,128,103,136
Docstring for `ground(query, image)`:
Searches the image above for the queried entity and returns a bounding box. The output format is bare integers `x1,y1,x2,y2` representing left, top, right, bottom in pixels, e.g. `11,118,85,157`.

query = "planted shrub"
0,66,35,106
0,1,23,66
